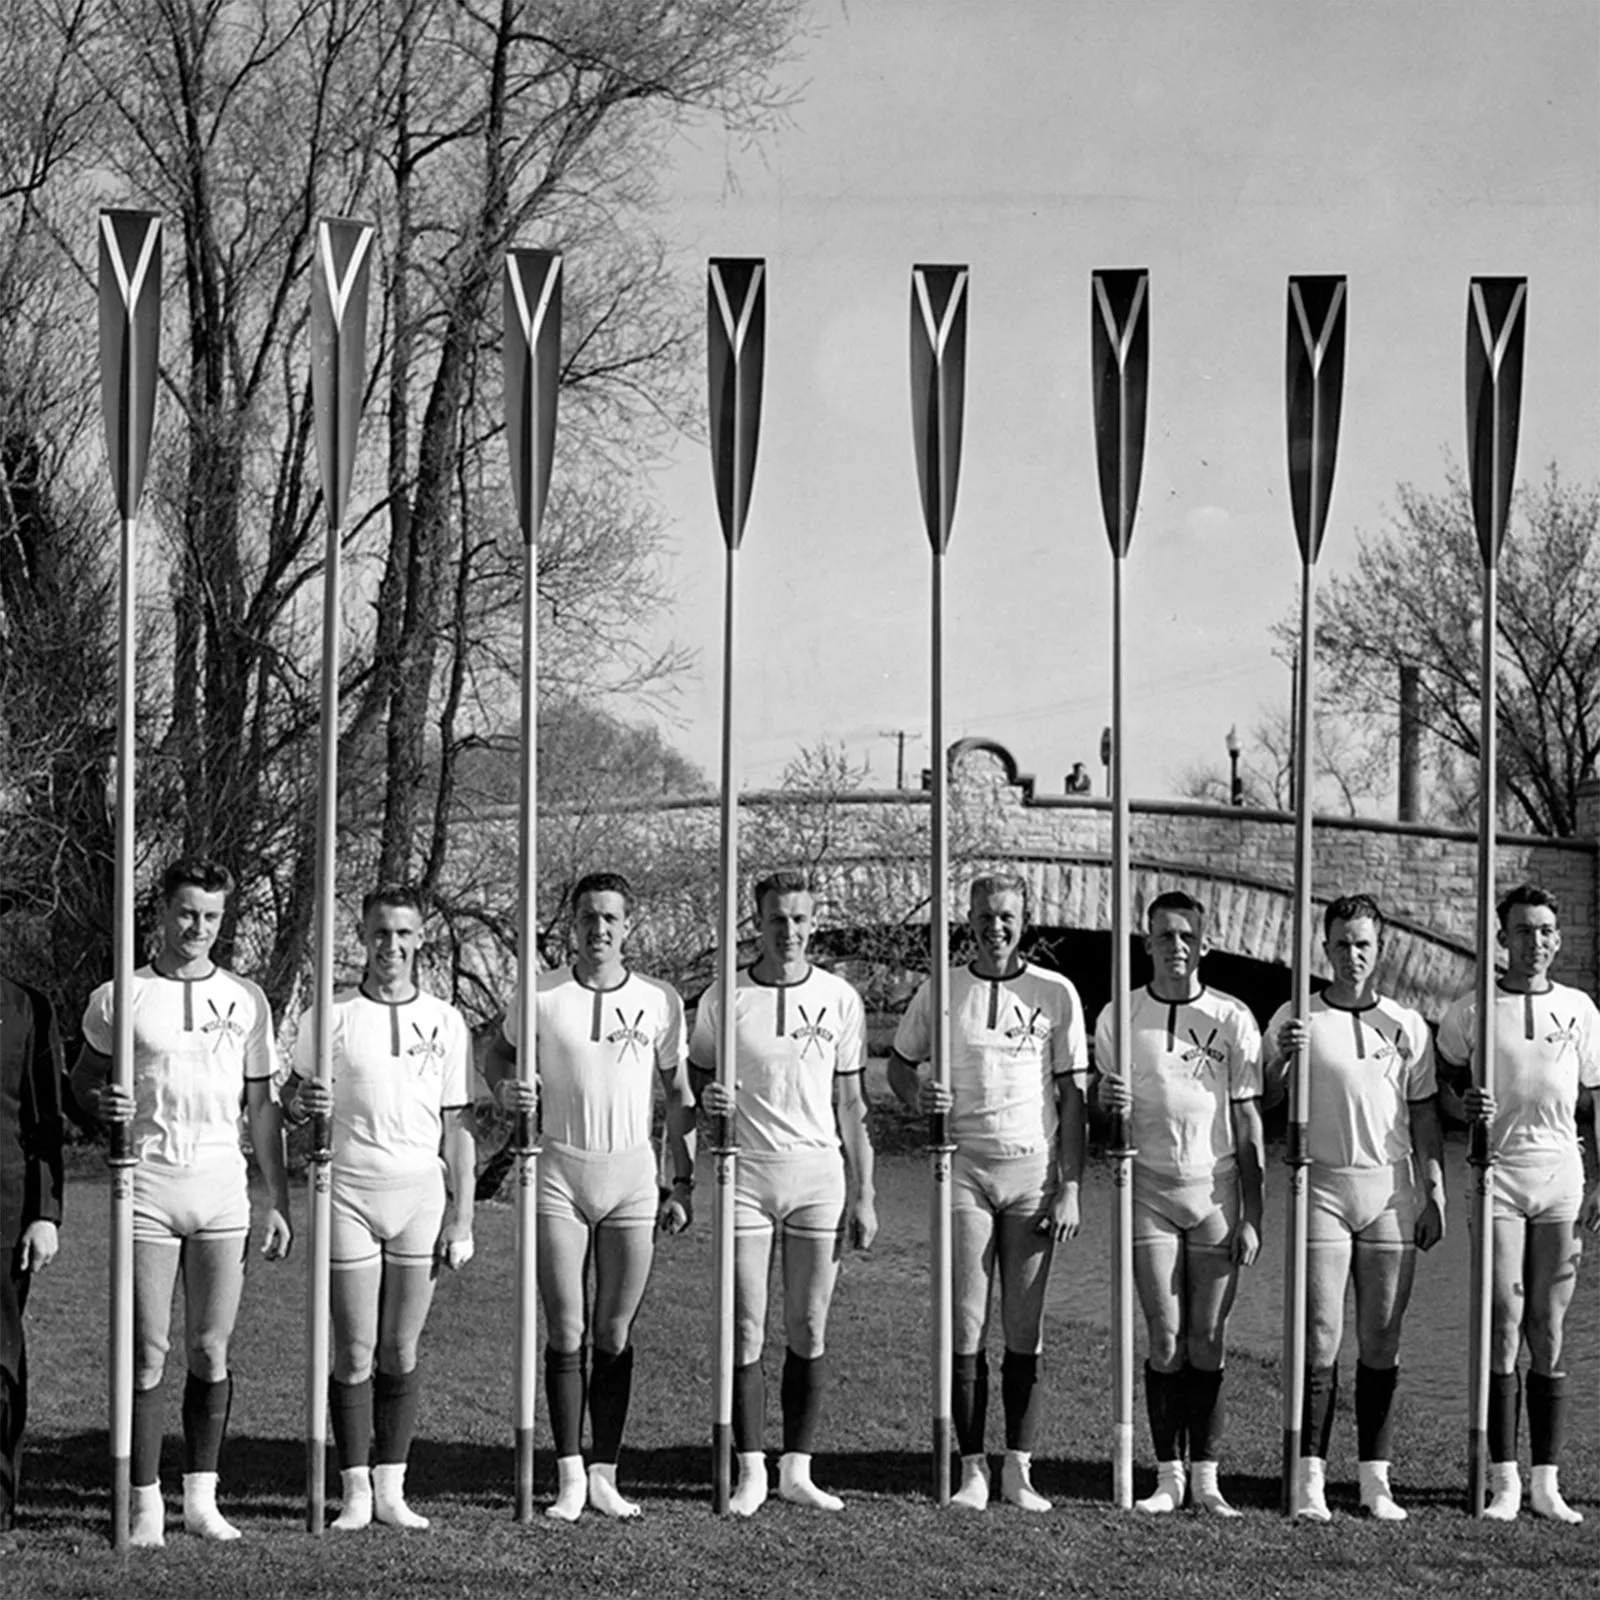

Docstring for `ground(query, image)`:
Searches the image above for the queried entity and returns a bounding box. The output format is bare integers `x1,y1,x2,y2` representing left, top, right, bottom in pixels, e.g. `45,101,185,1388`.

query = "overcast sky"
638,0,1598,802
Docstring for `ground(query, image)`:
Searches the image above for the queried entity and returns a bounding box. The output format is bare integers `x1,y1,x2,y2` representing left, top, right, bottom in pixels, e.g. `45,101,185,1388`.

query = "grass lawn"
7,1126,1599,1599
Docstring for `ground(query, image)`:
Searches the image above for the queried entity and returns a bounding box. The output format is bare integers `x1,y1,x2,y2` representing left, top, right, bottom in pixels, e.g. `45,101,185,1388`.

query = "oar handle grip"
108,1122,134,1166
512,1111,540,1156
711,1114,738,1156
1107,1111,1138,1159
1467,1120,1493,1169
311,1115,333,1164
1284,1121,1311,1168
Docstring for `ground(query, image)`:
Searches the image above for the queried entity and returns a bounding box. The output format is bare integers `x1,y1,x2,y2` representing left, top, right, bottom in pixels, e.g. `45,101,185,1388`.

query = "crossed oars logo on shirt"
1178,1028,1225,1080
1544,1016,1580,1052
405,1024,446,1074
605,1009,651,1063
791,1005,835,1059
201,1000,245,1055
1003,1005,1050,1054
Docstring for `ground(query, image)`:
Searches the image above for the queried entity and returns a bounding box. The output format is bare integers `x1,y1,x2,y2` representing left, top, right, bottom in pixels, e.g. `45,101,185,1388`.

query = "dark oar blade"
1285,276,1347,565
707,259,766,551
504,250,563,546
98,211,163,522
1465,278,1527,569
909,264,968,554
310,218,376,529
1090,269,1149,559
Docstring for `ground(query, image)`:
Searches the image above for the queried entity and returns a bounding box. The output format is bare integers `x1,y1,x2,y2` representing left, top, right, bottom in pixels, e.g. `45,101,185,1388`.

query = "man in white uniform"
74,859,293,1546
888,874,1088,1512
1264,894,1446,1522
288,884,475,1532
1436,882,1600,1523
487,872,696,1521
1094,891,1264,1517
694,870,877,1516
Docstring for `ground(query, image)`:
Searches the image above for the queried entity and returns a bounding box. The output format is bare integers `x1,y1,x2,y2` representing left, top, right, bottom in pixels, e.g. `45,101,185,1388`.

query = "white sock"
129,1482,165,1548
1530,1464,1583,1525
729,1451,768,1517
778,1451,843,1512
1293,1457,1331,1522
182,1471,241,1541
1358,1459,1406,1521
372,1462,429,1530
587,1462,640,1520
951,1454,990,1510
1135,1460,1186,1514
332,1466,373,1531
1000,1449,1050,1513
1190,1459,1240,1517
545,1454,585,1523
1484,1461,1521,1521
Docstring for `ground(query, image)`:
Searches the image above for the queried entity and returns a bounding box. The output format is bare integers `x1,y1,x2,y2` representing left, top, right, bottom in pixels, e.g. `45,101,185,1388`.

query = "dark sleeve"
23,987,66,1228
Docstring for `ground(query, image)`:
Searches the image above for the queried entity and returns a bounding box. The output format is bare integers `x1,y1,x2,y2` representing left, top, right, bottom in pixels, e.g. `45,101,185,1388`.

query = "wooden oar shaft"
1466,560,1498,1516
1281,558,1316,1511
305,510,341,1534
929,547,953,1506
108,511,139,1551
1109,553,1134,1510
512,539,540,1523
711,542,739,1515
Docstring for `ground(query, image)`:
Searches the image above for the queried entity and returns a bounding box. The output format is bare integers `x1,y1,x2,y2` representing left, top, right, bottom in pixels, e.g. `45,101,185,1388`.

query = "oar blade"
909,264,968,554
1285,275,1347,566
97,211,163,521
309,217,376,528
707,258,766,550
1090,268,1149,559
1465,277,1527,569
503,250,563,546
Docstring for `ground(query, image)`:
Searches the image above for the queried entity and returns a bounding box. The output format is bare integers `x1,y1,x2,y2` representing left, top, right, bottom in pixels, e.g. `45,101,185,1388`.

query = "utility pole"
880,728,909,790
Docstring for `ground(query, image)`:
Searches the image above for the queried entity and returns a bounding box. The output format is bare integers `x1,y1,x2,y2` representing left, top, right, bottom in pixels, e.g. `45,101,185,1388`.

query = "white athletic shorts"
134,1152,250,1246
1489,1149,1585,1226
538,1140,658,1231
1133,1164,1238,1248
951,1148,1053,1221
1308,1159,1417,1248
331,1163,446,1270
735,1148,846,1240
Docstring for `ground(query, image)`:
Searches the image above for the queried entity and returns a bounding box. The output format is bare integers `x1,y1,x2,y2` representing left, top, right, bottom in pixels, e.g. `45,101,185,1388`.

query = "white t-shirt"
505,966,688,1152
293,987,471,1181
1266,991,1435,1170
894,962,1088,1160
1436,980,1600,1162
83,965,276,1169
689,965,866,1155
1094,985,1262,1181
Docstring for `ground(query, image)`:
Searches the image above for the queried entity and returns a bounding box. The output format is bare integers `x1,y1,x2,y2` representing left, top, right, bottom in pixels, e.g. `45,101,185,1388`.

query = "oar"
502,247,562,1522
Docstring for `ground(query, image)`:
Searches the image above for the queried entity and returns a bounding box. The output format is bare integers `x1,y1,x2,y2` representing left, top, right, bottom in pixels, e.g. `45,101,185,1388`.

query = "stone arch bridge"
623,740,1600,1024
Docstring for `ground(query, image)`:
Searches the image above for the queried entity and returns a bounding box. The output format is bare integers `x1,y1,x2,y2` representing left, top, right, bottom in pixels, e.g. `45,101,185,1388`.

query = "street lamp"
1225,724,1242,806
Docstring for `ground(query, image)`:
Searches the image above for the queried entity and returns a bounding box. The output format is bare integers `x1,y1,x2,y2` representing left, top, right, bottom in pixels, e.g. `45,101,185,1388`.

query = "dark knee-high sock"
1001,1350,1042,1453
1185,1366,1226,1463
1527,1371,1567,1467
732,1360,765,1454
132,1382,166,1486
181,1374,232,1474
1488,1370,1521,1464
588,1346,634,1466
372,1367,422,1467
543,1347,584,1459
953,1352,988,1457
330,1377,374,1471
780,1350,830,1455
1301,1362,1337,1459
1144,1363,1183,1461
1355,1362,1399,1461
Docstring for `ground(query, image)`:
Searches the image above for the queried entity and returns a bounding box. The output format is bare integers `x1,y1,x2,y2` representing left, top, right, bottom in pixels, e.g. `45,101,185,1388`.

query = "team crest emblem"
406,1024,446,1075
202,1000,246,1055
1179,1028,1225,1079
606,1009,651,1063
1004,1005,1051,1054
1545,1016,1580,1052
792,1005,835,1059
